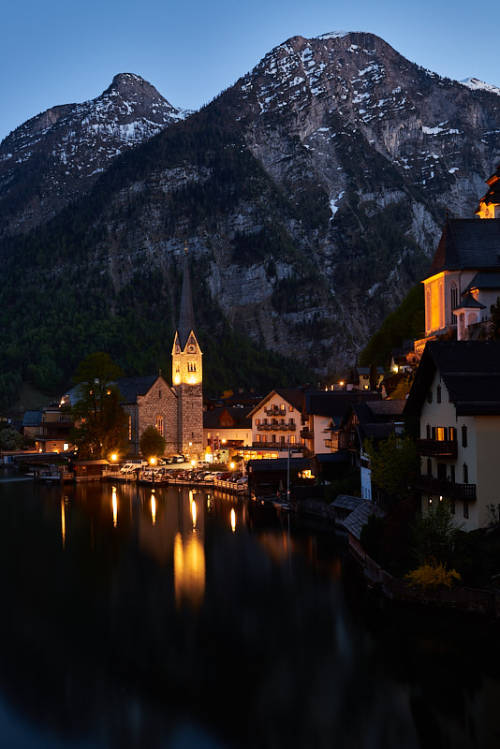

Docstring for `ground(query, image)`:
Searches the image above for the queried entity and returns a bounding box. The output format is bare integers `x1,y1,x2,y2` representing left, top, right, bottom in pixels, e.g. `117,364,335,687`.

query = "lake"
0,479,499,748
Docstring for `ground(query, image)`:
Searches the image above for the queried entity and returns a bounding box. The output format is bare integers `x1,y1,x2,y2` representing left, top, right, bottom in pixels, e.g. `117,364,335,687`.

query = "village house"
416,165,500,352
248,389,305,455
405,340,500,531
22,406,73,453
203,406,253,452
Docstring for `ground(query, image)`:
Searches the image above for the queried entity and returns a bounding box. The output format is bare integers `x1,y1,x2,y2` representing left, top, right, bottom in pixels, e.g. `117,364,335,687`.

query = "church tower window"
156,415,164,437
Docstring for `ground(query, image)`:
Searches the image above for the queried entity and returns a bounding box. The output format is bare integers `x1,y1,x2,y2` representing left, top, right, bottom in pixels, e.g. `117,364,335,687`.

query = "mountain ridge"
0,31,499,406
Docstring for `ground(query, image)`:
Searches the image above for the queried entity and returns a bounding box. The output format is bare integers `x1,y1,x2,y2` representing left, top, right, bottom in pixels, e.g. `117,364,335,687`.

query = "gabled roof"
464,271,500,293
405,341,500,419
247,388,305,418
428,219,500,276
116,375,160,404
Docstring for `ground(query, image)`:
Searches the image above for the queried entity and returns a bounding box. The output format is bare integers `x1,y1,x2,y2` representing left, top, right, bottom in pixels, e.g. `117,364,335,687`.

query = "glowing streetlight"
110,452,118,463
149,456,157,466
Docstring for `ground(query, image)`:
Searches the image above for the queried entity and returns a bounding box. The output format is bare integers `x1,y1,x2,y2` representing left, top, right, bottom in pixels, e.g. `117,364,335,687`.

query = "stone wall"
177,383,203,456
136,376,178,455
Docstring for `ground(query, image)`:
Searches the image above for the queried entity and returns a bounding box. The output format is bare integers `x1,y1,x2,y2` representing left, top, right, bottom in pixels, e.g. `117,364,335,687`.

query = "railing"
417,439,458,458
415,475,477,501
300,428,314,439
264,406,286,416
252,441,296,449
257,423,296,431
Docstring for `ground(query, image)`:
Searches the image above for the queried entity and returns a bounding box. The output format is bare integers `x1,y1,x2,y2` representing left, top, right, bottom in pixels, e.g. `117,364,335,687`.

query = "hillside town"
2,164,500,602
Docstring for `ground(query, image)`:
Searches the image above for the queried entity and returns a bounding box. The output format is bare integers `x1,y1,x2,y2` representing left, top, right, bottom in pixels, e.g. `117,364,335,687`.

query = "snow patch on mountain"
460,77,500,96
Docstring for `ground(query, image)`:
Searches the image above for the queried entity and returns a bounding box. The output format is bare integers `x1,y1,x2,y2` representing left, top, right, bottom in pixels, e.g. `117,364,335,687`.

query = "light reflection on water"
0,480,499,748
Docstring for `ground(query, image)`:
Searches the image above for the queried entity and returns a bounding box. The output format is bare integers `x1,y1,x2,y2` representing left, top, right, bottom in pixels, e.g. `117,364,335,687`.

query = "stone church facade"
120,247,203,457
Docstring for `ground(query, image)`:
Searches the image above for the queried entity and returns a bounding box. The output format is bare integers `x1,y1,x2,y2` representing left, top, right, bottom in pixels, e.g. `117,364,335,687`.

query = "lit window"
156,415,164,437
436,427,445,441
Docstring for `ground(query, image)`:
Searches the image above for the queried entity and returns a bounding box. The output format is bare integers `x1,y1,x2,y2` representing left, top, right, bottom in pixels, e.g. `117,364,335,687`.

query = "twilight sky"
1,0,499,142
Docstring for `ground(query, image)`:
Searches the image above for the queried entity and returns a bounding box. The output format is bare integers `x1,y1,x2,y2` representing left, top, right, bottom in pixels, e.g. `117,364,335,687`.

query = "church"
119,246,203,457
417,164,500,350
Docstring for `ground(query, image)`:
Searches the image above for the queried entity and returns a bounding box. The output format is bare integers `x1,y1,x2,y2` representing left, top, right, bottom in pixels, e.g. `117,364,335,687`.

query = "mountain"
0,73,184,236
1,32,500,406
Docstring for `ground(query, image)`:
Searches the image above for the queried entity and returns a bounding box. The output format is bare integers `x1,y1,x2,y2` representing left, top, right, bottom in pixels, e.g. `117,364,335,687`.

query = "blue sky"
1,0,499,141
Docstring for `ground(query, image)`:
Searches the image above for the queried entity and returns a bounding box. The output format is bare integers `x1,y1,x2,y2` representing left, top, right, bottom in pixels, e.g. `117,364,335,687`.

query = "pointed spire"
177,241,195,349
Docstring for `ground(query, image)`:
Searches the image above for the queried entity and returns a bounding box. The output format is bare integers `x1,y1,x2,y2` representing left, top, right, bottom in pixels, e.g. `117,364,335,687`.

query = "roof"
203,407,252,429
22,410,43,427
331,495,364,511
364,400,406,417
116,375,159,404
341,501,383,540
247,388,305,418
405,341,500,418
454,294,485,310
464,271,500,293
428,219,500,276
247,457,312,472
177,247,196,349
305,391,380,419
314,451,350,464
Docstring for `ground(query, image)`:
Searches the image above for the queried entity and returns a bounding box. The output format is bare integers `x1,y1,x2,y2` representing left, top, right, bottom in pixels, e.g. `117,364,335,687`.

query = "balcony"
415,475,477,501
257,423,296,431
300,427,314,440
417,439,458,458
264,406,286,416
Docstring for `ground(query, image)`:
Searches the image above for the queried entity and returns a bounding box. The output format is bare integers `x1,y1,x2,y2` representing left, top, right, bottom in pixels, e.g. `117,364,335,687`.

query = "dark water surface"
0,480,499,748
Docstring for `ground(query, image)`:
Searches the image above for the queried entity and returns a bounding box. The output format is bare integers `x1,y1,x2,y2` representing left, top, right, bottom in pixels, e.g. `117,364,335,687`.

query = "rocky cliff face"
0,73,184,236
1,32,500,392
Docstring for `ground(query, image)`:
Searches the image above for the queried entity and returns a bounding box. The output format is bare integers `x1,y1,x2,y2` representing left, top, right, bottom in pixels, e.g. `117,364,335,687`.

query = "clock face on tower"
187,344,196,353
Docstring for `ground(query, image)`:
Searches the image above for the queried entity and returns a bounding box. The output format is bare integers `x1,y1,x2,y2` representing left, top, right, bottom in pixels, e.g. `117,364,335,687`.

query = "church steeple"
177,241,196,349
171,241,203,456
172,241,203,387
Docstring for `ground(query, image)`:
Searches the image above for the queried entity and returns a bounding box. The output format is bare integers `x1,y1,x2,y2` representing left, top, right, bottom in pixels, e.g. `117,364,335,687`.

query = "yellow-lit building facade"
420,166,500,347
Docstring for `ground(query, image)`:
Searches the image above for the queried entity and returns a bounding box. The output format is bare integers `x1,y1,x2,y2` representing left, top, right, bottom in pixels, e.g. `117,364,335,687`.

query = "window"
158,389,162,399
450,282,458,312
256,418,260,426
128,415,132,441
280,436,285,445
461,425,468,447
463,501,469,519
426,424,431,439
450,465,455,484
437,385,441,404
426,458,432,476
436,427,446,442
290,435,296,445
280,403,286,413
187,362,196,372
156,415,164,437
256,434,260,443
272,434,276,444
463,463,469,484
427,389,433,404
289,405,293,412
